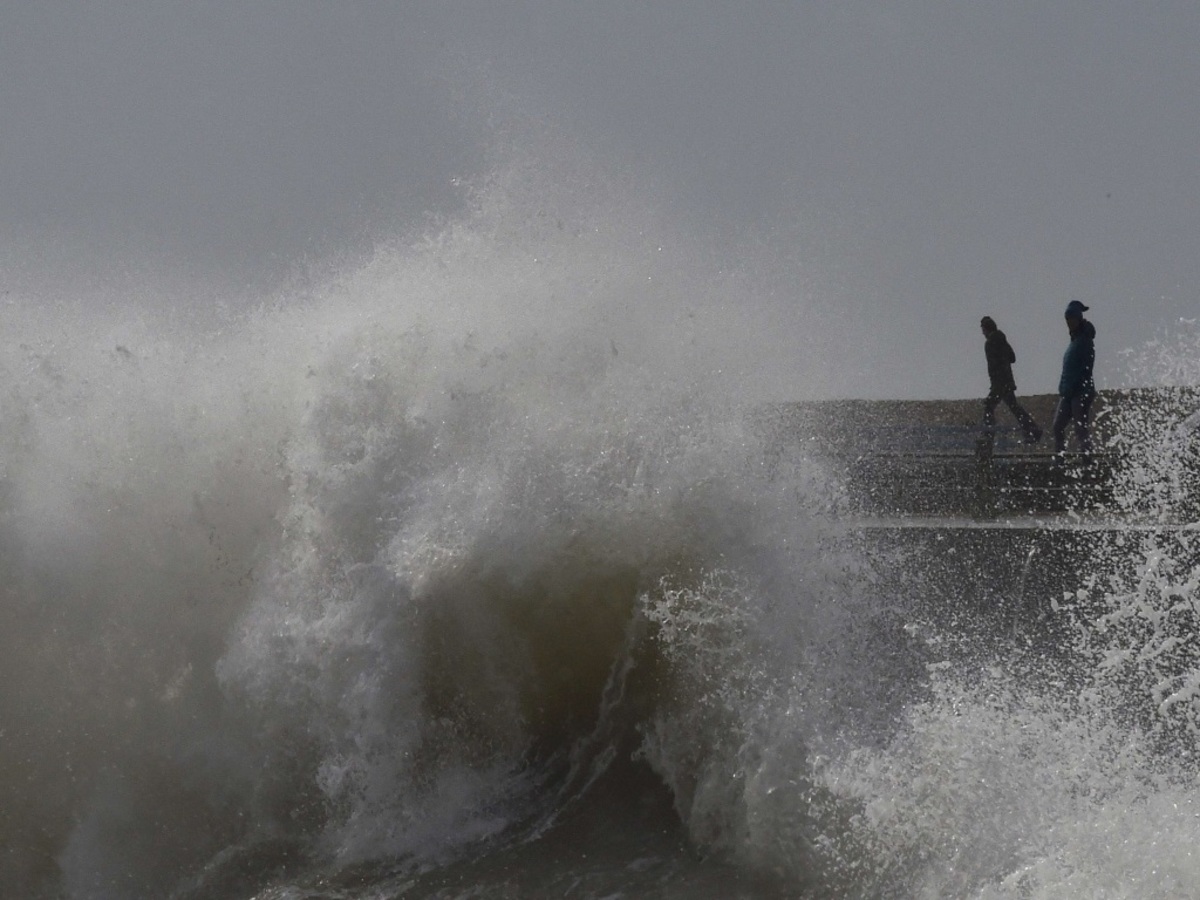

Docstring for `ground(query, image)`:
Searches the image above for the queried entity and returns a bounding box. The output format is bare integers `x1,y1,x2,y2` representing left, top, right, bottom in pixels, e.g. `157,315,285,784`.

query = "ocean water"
3,158,1200,899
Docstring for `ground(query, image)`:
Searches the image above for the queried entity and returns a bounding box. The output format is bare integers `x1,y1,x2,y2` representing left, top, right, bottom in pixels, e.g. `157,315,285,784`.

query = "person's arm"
1079,334,1095,389
1060,341,1084,397
984,337,1002,381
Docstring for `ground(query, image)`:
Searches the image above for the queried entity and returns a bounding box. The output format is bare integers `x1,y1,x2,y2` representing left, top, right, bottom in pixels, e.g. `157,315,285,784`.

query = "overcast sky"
3,2,1198,399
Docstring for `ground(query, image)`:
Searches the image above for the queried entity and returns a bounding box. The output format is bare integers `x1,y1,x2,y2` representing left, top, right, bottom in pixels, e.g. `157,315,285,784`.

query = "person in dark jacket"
1052,300,1096,456
980,316,1042,444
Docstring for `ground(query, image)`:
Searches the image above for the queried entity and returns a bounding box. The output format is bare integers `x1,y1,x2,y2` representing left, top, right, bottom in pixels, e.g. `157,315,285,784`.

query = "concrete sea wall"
758,387,1200,520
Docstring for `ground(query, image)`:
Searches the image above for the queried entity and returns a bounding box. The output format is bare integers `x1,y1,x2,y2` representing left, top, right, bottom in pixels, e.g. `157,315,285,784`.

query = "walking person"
1053,300,1096,457
980,316,1042,444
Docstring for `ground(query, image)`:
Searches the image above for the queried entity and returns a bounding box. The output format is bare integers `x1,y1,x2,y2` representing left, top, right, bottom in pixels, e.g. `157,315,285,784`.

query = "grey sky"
3,2,1198,398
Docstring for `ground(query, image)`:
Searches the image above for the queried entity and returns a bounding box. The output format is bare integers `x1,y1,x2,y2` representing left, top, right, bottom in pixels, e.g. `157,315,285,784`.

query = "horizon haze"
3,2,1198,400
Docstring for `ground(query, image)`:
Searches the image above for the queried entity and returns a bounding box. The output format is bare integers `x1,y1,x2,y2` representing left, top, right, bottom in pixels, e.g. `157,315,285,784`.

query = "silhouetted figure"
980,316,1042,445
1053,300,1096,457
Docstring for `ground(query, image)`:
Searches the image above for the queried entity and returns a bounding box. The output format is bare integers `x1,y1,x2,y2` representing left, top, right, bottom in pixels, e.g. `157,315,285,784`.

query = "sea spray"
214,329,843,873
802,321,1200,897
1069,321,1200,761
0,297,303,898
201,154,860,892
0,138,860,895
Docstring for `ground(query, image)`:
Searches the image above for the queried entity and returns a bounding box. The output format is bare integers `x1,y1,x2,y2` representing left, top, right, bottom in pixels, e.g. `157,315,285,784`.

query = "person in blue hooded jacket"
1052,300,1096,456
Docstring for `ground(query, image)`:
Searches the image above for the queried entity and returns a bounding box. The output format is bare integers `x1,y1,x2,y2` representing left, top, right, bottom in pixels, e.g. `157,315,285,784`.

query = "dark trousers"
1052,392,1094,454
983,388,1040,441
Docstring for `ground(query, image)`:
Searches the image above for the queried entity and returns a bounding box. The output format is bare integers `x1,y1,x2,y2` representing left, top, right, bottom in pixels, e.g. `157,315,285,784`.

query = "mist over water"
0,146,857,898
3,130,1200,899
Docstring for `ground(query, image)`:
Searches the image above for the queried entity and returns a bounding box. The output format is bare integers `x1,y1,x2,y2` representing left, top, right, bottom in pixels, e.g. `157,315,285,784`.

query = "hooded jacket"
1058,319,1096,399
984,329,1017,393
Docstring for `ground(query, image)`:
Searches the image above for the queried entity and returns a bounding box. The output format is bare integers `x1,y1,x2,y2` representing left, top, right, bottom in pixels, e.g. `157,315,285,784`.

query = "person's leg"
1072,393,1094,455
1003,392,1042,442
982,390,1000,432
1052,397,1072,453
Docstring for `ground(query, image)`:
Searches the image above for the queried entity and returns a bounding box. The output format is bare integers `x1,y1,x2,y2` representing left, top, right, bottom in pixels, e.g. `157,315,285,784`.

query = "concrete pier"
756,387,1200,661
759,387,1200,521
